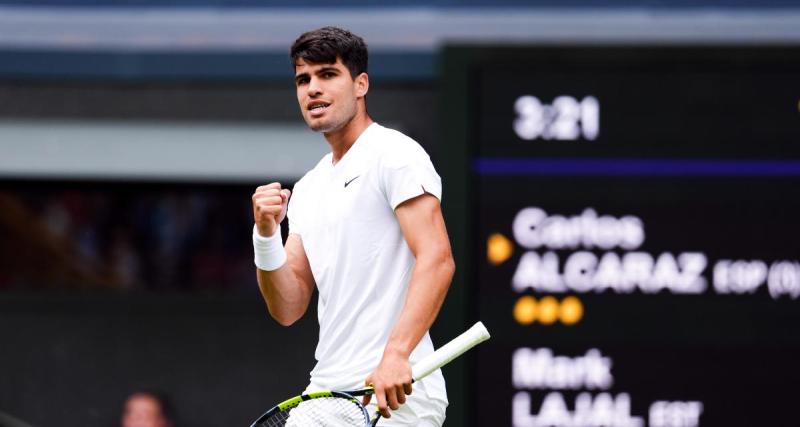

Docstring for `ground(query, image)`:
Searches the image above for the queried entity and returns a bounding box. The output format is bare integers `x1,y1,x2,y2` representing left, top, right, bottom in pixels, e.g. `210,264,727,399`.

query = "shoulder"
367,124,431,169
366,124,442,207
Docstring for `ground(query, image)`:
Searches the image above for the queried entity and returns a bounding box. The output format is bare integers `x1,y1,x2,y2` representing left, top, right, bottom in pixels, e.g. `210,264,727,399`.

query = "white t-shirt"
287,123,447,419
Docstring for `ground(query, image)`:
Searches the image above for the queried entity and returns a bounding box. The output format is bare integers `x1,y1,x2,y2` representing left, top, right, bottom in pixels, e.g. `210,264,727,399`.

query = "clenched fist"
252,182,291,237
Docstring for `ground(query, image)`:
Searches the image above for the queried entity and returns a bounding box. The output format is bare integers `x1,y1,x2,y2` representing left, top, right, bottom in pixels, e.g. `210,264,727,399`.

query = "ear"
354,72,369,98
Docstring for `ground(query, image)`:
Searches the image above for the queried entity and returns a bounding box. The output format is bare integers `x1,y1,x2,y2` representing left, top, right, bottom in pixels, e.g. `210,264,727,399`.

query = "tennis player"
251,26,454,426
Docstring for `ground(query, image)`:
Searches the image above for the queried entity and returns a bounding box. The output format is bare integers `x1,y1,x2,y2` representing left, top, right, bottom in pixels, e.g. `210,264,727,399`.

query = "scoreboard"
440,46,800,427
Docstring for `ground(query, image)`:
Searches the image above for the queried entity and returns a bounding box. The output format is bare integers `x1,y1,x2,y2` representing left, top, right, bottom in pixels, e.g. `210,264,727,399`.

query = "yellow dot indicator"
559,296,584,325
513,295,538,325
537,296,559,325
487,232,514,265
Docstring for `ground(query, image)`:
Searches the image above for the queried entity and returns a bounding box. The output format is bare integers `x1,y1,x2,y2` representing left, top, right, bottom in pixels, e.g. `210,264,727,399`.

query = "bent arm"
364,193,455,417
256,233,316,326
386,193,455,360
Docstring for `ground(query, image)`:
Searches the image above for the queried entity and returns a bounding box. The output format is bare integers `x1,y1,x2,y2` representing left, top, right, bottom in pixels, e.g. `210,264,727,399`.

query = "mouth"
307,101,331,116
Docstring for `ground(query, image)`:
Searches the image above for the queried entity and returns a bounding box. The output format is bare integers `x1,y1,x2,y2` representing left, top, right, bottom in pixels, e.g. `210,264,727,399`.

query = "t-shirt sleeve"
380,143,443,210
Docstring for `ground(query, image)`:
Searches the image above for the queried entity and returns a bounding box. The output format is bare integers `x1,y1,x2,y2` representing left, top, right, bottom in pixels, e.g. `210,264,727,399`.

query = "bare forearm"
252,182,313,325
384,251,455,358
255,234,315,326
256,264,312,326
364,251,454,417
366,193,453,417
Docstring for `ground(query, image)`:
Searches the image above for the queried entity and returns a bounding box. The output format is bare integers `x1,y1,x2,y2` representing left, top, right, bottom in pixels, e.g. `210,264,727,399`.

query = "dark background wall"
0,82,437,152
1,294,318,427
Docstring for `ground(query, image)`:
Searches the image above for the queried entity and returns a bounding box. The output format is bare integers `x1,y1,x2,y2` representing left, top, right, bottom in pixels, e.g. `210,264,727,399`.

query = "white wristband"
252,224,287,271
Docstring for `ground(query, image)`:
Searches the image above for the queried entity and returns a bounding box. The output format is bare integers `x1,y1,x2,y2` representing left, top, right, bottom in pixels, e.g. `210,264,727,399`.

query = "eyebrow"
316,66,339,74
294,73,309,84
294,66,341,83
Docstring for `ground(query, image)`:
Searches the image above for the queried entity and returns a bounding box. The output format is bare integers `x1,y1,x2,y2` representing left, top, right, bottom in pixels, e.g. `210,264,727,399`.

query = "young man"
251,26,454,426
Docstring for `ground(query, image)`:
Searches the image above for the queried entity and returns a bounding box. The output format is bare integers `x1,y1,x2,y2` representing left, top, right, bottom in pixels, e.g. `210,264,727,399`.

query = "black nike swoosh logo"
344,175,360,188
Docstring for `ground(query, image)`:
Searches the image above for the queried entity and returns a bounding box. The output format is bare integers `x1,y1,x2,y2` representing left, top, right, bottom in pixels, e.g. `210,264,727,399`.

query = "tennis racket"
249,321,491,427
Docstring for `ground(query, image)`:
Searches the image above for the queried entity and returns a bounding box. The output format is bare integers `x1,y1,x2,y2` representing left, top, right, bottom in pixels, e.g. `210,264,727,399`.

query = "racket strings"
255,396,368,427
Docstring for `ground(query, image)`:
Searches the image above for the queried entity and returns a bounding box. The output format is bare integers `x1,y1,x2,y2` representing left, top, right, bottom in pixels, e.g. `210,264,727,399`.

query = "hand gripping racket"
249,321,491,427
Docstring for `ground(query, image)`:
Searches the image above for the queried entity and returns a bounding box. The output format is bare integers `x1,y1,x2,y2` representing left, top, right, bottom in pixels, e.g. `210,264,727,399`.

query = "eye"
295,76,309,86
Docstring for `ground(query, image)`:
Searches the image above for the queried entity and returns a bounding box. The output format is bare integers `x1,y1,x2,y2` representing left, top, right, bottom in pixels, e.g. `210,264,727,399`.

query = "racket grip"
411,321,490,381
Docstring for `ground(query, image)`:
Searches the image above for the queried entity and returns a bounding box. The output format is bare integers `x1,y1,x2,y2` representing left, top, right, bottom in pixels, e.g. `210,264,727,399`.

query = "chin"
308,122,333,133
308,118,342,133
305,110,355,133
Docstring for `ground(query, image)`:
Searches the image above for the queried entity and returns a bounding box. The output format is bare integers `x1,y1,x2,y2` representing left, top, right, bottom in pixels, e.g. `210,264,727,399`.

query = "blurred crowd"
0,183,257,292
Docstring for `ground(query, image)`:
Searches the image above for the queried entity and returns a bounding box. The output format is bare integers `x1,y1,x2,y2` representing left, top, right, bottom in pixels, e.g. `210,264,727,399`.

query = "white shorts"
364,397,445,427
304,381,447,427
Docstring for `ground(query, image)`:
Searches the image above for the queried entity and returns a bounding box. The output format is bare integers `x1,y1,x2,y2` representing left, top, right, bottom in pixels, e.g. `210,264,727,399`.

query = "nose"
307,76,322,97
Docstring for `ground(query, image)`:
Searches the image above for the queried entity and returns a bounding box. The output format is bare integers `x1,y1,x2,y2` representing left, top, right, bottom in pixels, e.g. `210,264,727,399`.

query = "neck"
325,108,373,164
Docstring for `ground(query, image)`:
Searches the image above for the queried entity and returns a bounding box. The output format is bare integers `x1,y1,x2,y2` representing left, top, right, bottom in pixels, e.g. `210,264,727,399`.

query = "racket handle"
411,321,490,381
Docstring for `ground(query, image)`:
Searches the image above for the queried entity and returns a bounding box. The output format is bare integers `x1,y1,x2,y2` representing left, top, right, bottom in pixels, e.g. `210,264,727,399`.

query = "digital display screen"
443,46,800,427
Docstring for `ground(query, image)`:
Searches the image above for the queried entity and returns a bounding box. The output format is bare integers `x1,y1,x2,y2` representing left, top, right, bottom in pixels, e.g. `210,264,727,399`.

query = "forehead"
294,57,347,75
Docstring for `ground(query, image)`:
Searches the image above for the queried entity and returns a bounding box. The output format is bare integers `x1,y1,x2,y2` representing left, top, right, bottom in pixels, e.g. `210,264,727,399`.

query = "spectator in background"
121,391,175,427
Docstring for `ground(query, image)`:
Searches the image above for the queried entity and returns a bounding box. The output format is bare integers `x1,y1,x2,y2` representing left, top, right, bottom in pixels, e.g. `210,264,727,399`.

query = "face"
294,57,368,134
121,394,170,427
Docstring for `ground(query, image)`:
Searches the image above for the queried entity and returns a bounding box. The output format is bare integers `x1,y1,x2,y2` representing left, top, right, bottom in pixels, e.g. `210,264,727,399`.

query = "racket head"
250,390,371,427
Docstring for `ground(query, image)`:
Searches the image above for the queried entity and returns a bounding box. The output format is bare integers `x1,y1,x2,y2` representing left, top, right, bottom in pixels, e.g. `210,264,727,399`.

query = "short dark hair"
290,26,368,79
